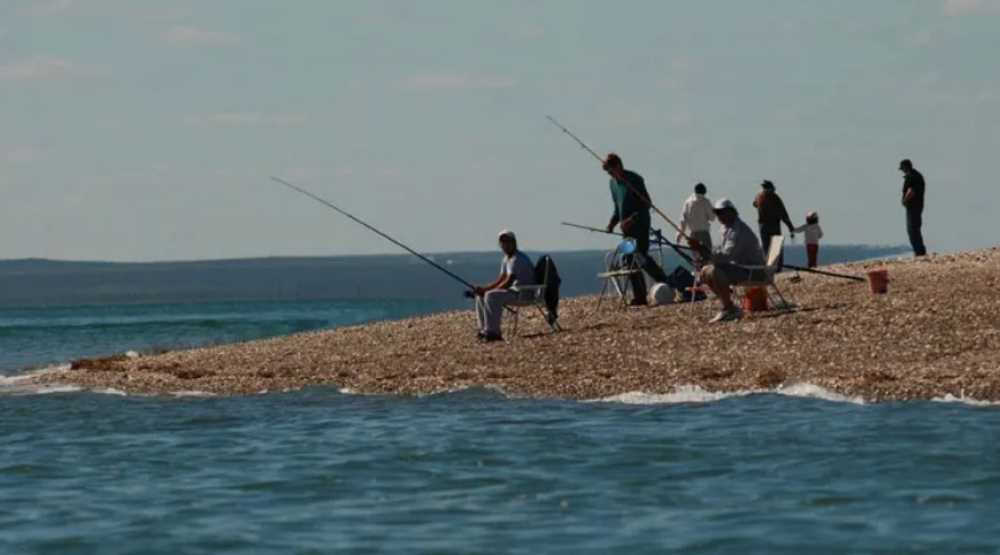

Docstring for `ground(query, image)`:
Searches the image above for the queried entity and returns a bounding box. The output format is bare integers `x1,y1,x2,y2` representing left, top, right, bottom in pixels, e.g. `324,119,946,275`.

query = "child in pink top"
794,212,824,268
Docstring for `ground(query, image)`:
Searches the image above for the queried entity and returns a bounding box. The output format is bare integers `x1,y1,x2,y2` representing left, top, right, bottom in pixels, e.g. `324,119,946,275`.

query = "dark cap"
899,159,912,170
761,180,775,191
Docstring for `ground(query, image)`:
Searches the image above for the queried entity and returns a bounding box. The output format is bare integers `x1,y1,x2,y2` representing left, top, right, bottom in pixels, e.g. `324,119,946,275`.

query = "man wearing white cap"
699,198,765,323
472,230,535,341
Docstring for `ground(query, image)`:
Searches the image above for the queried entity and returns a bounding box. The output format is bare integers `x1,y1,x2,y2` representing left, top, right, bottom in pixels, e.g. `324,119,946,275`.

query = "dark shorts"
713,263,767,284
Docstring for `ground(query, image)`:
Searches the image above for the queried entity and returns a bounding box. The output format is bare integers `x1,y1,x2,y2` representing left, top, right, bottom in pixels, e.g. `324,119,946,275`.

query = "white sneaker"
709,307,742,323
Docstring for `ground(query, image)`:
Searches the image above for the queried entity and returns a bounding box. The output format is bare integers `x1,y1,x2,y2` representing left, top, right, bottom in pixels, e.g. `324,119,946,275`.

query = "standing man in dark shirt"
603,153,669,306
752,180,795,268
899,159,927,256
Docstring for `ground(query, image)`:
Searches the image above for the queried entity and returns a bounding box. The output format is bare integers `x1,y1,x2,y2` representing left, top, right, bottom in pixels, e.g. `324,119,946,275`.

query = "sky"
2,0,998,261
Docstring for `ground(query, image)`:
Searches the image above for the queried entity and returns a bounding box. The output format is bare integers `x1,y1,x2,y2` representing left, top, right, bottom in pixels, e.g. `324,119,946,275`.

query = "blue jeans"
907,210,926,256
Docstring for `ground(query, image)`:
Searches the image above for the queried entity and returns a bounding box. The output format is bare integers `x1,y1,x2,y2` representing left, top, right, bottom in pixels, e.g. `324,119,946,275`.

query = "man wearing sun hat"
699,198,765,323
472,229,535,342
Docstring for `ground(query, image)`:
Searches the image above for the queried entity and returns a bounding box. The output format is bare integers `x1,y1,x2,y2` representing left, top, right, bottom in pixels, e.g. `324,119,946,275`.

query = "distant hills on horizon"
0,245,909,308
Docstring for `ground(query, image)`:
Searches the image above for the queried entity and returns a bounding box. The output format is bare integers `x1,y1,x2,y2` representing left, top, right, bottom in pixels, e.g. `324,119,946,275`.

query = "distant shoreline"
35,247,1000,402
0,245,908,309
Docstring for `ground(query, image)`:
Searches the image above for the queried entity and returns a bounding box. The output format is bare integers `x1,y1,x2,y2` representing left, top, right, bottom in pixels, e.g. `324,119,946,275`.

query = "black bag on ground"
533,255,561,325
666,266,705,301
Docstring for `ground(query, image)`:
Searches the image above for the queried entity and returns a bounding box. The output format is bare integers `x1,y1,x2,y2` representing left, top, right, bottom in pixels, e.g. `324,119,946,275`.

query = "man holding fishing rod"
603,153,670,306
471,230,535,342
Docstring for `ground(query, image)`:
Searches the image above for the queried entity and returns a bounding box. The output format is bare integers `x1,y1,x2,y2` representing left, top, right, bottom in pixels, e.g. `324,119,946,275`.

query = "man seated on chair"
697,198,765,323
473,229,535,342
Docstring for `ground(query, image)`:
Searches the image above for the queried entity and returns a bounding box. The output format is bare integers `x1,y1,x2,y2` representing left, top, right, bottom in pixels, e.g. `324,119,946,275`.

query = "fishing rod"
561,221,696,265
782,264,866,282
545,115,693,245
271,176,476,291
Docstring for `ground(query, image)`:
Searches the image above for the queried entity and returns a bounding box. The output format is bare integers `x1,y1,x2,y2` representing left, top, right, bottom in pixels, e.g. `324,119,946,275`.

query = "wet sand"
35,248,1000,402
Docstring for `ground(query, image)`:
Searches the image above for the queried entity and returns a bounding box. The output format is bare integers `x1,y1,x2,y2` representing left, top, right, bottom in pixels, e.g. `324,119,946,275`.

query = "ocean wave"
593,383,867,405
932,393,1000,407
595,386,759,405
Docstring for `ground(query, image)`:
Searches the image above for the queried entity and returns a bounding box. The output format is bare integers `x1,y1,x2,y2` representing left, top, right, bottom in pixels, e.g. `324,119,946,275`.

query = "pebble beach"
37,248,1000,402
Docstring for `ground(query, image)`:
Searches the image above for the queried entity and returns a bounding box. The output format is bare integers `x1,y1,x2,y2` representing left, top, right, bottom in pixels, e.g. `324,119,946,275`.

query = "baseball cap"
497,229,516,241
713,198,736,212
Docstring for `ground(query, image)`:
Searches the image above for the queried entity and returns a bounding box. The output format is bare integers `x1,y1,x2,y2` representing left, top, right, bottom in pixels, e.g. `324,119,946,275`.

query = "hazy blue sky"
2,0,998,261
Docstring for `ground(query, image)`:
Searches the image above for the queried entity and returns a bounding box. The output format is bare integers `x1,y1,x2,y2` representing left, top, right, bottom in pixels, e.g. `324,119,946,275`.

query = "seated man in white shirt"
473,229,535,342
698,199,765,323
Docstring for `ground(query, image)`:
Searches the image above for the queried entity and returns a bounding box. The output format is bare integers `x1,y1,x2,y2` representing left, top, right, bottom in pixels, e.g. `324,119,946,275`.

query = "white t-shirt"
680,193,715,233
502,251,535,289
793,223,824,245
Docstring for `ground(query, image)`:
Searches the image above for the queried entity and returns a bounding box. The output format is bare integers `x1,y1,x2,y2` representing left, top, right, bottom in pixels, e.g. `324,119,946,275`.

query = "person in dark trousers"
899,159,927,256
752,180,795,268
603,153,669,306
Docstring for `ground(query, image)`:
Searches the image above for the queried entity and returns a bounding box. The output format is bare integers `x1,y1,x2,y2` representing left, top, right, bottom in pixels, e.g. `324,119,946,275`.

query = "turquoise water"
0,300,452,374
3,388,999,553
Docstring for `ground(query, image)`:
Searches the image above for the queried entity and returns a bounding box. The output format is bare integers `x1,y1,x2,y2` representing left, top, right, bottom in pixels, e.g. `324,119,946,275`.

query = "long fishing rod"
561,221,696,265
545,115,692,245
783,264,866,282
271,176,476,290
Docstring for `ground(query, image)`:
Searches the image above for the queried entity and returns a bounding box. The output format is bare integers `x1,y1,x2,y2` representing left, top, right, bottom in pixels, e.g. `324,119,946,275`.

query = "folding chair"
732,235,795,310
506,260,561,338
596,239,643,310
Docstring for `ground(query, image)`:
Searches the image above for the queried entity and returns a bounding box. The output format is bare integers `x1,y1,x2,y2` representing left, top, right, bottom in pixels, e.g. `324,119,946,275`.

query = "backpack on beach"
666,266,705,302
533,255,561,327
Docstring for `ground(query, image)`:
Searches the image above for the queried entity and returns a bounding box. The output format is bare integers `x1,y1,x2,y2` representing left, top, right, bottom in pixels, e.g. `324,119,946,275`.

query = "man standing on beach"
752,180,795,268
677,182,715,256
899,159,927,256
699,199,765,323
473,230,535,342
603,153,669,306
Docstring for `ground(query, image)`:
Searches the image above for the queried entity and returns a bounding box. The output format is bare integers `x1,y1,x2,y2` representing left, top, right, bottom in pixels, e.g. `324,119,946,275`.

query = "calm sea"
4,246,998,554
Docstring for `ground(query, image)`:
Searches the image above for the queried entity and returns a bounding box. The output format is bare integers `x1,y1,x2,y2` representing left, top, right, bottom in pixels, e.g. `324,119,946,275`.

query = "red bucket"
742,287,768,312
867,269,889,294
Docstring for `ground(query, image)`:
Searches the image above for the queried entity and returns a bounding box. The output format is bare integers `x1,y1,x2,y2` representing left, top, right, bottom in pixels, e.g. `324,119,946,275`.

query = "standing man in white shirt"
678,182,715,257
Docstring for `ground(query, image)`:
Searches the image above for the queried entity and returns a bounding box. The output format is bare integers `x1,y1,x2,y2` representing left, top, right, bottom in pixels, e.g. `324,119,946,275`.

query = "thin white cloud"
183,113,307,127
400,71,516,91
943,0,1000,16
164,25,239,46
0,56,81,81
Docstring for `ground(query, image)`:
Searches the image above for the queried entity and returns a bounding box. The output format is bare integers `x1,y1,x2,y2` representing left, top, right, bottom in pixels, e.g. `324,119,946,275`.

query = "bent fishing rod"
546,116,693,245
271,176,476,291
561,221,696,265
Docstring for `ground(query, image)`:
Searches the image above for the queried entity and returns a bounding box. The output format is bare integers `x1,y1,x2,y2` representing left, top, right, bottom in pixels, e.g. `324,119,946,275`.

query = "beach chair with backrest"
596,239,644,310
732,235,795,310
506,255,561,338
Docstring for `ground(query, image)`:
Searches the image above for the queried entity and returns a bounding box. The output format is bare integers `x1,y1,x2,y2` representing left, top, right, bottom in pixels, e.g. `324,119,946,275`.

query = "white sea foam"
932,393,1000,407
33,384,84,395
775,382,867,405
94,388,128,396
595,385,759,405
593,383,867,405
0,365,74,395
171,390,216,398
